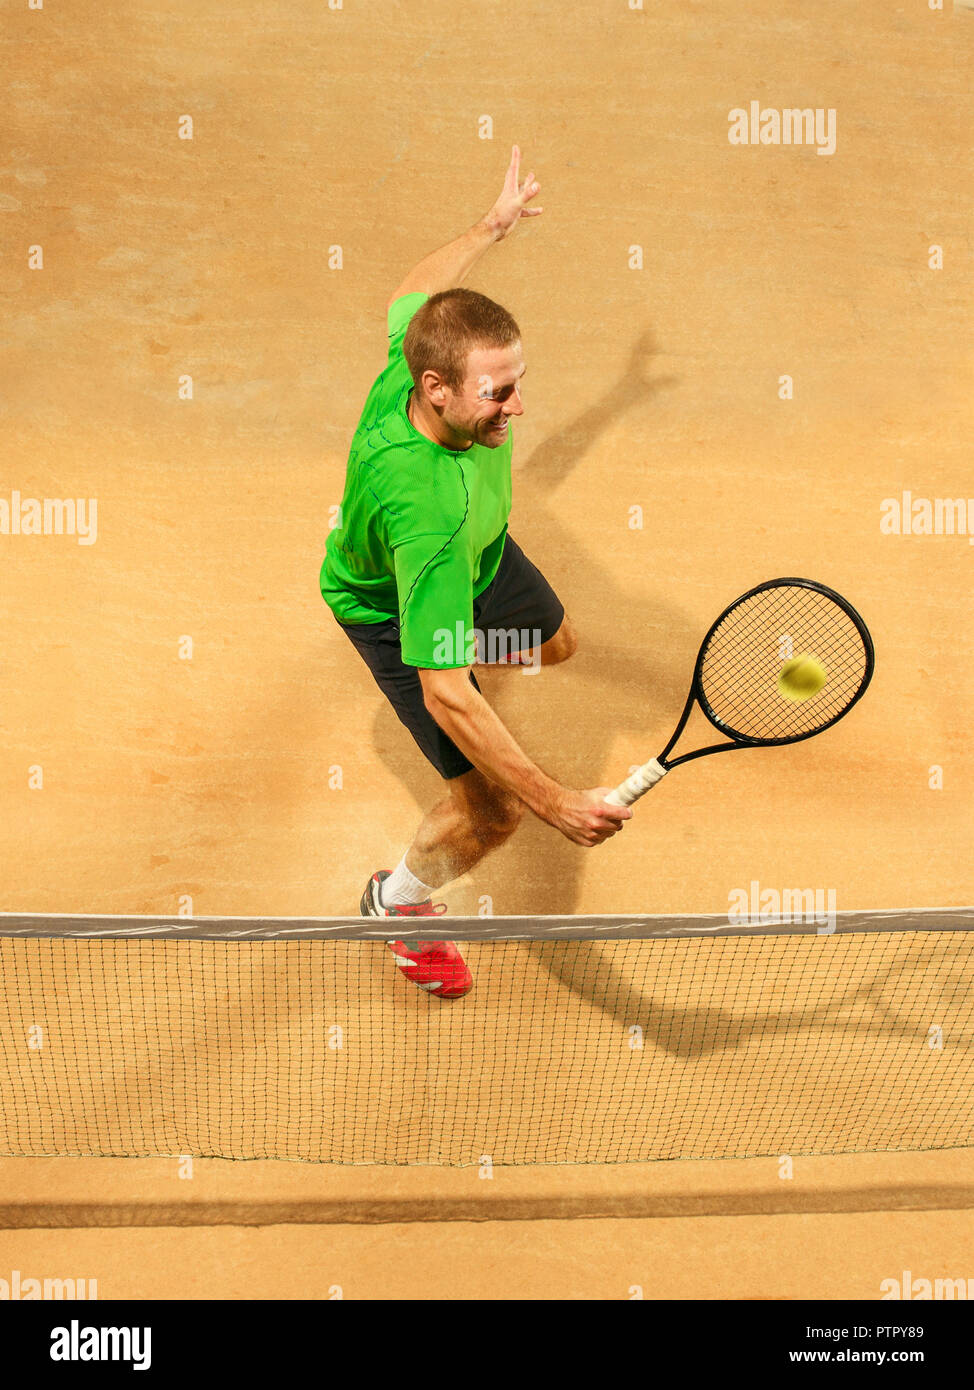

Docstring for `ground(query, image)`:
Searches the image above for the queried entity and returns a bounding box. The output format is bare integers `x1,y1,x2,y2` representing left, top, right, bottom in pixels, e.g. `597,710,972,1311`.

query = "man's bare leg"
403,767,526,888
402,615,578,887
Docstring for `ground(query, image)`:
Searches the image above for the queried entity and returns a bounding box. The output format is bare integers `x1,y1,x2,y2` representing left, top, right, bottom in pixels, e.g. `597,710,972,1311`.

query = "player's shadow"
370,327,691,917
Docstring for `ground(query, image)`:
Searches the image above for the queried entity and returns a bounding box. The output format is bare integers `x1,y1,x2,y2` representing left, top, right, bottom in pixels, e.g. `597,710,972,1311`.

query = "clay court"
1,0,972,1301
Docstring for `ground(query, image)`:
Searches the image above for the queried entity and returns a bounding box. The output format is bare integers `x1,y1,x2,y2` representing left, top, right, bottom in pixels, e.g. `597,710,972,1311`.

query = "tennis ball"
778,654,827,701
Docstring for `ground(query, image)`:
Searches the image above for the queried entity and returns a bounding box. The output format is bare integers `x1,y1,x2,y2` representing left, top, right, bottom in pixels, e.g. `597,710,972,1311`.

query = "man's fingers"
590,815,626,841
502,147,544,212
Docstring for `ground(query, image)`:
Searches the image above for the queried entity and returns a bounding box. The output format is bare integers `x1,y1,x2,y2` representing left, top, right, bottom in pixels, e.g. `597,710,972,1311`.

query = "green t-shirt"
320,293,513,667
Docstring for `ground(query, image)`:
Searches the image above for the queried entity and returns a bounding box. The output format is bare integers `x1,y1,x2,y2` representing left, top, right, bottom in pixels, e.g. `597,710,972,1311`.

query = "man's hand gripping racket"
605,577,874,809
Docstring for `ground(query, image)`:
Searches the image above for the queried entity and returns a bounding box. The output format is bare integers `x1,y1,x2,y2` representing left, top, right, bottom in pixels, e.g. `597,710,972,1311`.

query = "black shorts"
334,534,566,779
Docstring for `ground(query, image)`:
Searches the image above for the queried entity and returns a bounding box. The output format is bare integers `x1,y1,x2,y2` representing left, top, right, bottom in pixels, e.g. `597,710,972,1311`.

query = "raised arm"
387,145,543,307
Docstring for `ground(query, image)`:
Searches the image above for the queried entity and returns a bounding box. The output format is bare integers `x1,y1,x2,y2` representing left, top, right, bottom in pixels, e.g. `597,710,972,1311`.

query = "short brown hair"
403,288,521,393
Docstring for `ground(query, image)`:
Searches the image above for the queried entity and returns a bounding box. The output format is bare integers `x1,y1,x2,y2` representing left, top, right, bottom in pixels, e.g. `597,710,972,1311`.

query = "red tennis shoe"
360,870,473,1000
386,938,473,1000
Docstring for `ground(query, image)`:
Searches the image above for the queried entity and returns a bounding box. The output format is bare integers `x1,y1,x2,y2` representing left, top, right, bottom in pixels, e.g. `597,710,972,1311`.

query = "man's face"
441,343,526,448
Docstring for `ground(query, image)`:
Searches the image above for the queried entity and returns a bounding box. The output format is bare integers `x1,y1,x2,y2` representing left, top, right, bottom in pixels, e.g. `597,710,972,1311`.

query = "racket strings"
699,586,870,743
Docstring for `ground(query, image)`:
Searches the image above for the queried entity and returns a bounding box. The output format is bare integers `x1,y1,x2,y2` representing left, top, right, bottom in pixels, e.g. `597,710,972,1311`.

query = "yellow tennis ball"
778,654,827,702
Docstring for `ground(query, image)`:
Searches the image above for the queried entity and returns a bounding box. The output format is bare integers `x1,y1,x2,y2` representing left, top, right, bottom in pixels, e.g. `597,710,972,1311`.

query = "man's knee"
452,777,526,844
540,615,578,665
475,791,525,846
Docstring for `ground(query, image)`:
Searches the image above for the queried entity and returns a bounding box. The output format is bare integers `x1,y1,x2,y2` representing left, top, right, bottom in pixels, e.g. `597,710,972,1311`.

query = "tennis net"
0,909,972,1165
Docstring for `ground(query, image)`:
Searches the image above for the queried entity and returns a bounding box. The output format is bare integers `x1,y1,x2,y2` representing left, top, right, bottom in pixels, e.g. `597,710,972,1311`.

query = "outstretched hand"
484,145,543,240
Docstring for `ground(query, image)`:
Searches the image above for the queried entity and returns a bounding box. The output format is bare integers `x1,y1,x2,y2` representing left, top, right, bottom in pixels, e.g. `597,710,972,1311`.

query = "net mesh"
699,584,870,742
1,927,971,1165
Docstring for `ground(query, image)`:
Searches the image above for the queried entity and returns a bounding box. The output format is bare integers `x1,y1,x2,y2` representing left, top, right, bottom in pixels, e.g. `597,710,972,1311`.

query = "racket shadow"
516,937,974,1060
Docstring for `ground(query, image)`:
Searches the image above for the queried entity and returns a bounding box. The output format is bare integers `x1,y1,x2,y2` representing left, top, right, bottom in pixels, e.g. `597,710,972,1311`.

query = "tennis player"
320,147,632,997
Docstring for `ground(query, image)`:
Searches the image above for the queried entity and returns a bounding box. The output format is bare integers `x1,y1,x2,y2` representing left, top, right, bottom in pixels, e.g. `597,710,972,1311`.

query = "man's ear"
421,370,448,406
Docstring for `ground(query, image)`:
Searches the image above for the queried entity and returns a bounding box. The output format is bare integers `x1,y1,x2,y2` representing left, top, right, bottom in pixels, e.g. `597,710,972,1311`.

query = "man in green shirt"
321,147,632,997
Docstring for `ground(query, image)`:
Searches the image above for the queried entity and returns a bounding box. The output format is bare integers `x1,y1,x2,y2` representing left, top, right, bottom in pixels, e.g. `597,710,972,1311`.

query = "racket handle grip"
605,758,668,807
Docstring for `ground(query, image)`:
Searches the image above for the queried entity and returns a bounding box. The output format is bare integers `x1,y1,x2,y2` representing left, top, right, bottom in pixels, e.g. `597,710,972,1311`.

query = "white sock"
380,856,436,907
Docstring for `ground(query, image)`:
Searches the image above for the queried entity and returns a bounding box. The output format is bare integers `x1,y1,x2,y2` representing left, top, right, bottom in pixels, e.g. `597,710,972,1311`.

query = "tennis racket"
605,577,874,807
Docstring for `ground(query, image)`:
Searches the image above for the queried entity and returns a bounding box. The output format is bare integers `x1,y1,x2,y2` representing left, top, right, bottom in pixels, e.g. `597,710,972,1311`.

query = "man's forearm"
389,217,503,304
425,684,563,820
